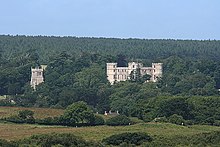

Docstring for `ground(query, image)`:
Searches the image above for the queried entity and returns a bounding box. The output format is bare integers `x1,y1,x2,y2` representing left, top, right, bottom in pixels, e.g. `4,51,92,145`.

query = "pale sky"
0,0,219,40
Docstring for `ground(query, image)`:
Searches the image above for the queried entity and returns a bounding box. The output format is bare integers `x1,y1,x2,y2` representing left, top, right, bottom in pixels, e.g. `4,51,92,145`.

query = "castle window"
114,70,116,72
37,72,41,76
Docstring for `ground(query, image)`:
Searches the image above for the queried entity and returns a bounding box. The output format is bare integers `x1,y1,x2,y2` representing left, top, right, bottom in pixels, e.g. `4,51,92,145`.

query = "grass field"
0,106,64,119
1,106,220,144
0,122,220,141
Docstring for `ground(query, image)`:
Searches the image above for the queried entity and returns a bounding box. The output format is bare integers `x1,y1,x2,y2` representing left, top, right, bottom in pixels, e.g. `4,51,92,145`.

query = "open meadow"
0,106,64,119
0,121,220,142
1,106,220,146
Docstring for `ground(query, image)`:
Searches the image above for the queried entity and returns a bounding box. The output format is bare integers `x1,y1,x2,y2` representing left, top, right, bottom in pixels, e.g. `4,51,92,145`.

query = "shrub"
5,115,25,123
0,100,14,106
16,133,102,147
184,120,194,126
213,120,220,126
18,110,34,119
102,132,153,145
5,110,35,124
106,115,131,126
168,114,185,125
91,115,105,125
189,131,220,146
0,139,15,147
204,117,215,125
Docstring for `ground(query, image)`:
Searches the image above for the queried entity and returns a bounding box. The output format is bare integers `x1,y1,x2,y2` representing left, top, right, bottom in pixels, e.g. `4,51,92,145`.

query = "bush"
189,131,220,146
5,115,25,123
102,132,153,146
5,110,35,124
0,100,14,106
213,120,220,126
106,115,131,126
0,139,15,147
91,115,105,125
204,117,215,125
18,110,34,119
15,133,102,147
184,120,194,126
168,114,185,125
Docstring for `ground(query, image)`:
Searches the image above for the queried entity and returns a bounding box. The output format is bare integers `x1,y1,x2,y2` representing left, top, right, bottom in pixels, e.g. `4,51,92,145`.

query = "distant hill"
0,35,220,63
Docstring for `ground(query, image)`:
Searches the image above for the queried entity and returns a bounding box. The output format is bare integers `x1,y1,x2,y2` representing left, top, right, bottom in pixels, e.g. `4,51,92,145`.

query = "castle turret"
152,63,163,82
107,63,117,84
30,67,44,90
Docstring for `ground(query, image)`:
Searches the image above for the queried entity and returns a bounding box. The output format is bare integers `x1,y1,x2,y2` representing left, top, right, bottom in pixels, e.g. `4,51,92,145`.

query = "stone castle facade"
30,65,46,90
107,62,162,84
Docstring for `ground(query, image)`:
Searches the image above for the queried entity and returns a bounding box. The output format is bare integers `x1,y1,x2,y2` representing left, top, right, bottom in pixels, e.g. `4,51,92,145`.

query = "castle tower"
152,63,163,82
30,67,44,90
106,63,117,85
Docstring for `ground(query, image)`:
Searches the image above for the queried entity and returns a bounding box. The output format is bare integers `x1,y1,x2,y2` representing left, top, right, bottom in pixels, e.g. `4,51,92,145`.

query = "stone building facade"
30,66,46,90
107,62,162,84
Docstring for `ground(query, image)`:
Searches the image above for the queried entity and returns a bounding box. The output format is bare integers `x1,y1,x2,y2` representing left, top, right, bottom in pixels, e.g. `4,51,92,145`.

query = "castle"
30,65,47,90
106,62,163,84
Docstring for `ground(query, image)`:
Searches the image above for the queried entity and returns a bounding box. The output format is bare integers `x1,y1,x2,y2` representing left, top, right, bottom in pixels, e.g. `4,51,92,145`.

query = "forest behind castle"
1,35,220,125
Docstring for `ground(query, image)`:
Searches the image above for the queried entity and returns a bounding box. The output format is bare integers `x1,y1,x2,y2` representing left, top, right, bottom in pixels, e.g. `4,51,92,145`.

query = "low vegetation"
102,132,152,146
106,115,132,126
0,122,220,146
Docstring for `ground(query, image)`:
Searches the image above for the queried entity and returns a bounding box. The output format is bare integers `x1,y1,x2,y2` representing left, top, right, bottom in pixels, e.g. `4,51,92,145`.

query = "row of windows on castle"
113,69,156,73
113,73,157,80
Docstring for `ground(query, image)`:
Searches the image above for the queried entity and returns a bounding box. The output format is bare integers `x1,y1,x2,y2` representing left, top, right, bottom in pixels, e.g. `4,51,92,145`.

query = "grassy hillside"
0,122,219,142
0,106,64,119
1,106,220,146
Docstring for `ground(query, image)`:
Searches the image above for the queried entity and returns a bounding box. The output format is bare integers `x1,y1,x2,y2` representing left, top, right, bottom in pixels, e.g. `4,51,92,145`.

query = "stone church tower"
30,66,45,90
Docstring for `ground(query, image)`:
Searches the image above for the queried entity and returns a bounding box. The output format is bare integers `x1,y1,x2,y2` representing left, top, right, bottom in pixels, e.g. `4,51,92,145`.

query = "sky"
0,0,219,40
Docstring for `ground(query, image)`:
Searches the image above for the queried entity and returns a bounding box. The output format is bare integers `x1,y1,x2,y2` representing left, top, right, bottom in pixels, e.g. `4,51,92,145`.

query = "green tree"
60,101,95,125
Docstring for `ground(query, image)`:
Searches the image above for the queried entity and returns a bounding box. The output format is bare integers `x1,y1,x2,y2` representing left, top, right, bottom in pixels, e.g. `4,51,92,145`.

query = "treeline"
1,35,220,63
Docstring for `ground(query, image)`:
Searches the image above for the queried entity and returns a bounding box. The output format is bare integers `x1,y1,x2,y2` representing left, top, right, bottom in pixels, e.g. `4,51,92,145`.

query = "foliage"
168,114,185,125
60,101,95,126
15,133,102,147
106,115,131,126
91,115,105,126
102,132,152,145
189,131,220,146
1,35,220,125
0,139,15,147
158,97,193,120
5,110,35,124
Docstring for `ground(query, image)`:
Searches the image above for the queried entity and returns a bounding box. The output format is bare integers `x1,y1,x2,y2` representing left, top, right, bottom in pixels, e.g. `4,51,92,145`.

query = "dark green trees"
60,101,95,125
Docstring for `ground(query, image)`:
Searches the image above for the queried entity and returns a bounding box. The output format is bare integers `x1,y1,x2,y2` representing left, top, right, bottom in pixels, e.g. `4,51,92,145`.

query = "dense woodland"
1,35,220,124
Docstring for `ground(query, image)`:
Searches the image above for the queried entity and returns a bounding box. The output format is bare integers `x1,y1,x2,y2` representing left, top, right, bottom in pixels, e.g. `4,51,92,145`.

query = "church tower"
30,66,44,90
